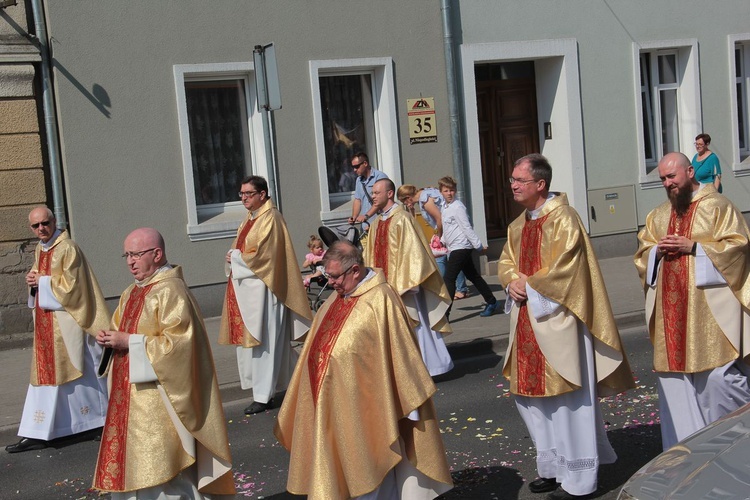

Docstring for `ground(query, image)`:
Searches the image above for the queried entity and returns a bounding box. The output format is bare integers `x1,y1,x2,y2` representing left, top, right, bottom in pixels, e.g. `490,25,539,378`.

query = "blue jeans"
435,255,468,294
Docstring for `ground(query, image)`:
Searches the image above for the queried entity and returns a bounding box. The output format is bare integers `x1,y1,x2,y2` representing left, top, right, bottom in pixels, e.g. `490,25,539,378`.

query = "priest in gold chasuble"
275,241,453,500
635,152,750,451
7,206,110,454
93,229,234,498
362,178,453,376
218,176,312,415
498,155,634,499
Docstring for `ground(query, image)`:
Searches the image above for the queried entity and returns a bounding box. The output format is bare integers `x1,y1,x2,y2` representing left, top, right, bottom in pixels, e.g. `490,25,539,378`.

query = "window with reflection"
184,79,253,207
318,74,377,208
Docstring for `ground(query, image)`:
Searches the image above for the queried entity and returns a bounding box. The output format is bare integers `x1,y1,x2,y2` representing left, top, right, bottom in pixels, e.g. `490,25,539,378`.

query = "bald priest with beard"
635,151,750,450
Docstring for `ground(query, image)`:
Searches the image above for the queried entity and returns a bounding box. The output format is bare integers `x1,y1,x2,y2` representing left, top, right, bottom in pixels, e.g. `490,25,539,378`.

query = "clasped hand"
508,272,529,303
657,234,693,257
96,330,129,350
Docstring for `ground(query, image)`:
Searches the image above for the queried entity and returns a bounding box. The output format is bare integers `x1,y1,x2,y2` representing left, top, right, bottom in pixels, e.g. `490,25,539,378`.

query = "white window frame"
729,34,750,173
632,40,701,188
309,57,401,223
174,62,267,241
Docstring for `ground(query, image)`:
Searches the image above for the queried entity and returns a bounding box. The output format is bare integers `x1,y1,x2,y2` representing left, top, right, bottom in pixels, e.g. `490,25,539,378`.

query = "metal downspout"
440,0,466,203
30,0,66,229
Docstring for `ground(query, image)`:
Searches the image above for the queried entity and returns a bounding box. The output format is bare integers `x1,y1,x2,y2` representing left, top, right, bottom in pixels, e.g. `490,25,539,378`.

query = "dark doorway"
476,62,540,239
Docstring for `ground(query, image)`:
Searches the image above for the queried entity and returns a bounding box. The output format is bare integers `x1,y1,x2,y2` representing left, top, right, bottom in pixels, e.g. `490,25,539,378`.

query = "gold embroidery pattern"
94,284,154,491
661,201,699,371
515,214,549,396
308,296,359,405
34,249,56,385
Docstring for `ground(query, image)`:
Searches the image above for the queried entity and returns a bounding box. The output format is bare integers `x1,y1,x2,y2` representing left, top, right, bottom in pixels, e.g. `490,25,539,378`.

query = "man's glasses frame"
31,220,52,229
122,248,157,260
239,190,259,199
323,263,355,281
508,177,539,185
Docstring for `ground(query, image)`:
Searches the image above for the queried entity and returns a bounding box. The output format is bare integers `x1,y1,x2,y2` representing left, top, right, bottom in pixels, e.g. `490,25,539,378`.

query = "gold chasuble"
498,193,634,398
30,230,109,386
363,205,452,334
219,200,313,347
93,266,235,495
275,271,452,499
635,184,750,371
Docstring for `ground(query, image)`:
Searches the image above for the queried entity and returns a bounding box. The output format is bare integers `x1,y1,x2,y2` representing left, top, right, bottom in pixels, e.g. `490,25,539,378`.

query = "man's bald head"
123,228,167,281
658,152,697,215
28,206,57,243
658,152,692,172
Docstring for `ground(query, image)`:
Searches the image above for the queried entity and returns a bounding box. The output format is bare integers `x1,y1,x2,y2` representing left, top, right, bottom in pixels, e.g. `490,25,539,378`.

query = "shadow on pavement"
597,424,662,497
438,465,525,499
435,340,503,384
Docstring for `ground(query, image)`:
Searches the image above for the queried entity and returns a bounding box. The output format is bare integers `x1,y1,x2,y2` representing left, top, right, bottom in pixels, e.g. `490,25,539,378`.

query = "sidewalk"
0,255,644,440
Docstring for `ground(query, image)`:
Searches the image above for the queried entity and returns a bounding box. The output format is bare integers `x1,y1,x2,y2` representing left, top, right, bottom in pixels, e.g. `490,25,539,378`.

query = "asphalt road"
0,327,661,499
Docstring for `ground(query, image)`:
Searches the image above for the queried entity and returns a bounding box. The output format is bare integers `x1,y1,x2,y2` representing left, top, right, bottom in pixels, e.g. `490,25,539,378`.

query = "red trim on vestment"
226,218,257,344
373,218,393,278
94,283,154,492
661,201,699,371
515,214,549,396
34,249,56,385
307,295,359,406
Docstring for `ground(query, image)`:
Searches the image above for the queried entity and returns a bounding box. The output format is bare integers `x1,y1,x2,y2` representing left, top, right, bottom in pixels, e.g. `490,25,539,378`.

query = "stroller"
318,224,364,250
305,223,364,311
304,264,329,312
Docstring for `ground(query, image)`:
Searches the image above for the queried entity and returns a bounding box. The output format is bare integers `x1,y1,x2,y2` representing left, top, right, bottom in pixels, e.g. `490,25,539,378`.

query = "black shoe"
529,477,559,493
5,437,47,453
546,486,591,500
244,399,274,415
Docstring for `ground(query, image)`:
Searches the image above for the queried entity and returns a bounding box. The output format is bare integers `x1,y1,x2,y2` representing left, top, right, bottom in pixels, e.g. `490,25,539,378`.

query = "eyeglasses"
239,190,259,198
323,263,355,281
31,220,52,229
351,162,365,170
122,248,157,260
508,177,538,185
694,142,705,147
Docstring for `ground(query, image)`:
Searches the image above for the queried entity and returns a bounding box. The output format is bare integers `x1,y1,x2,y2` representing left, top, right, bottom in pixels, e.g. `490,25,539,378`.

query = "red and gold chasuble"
515,214,549,396
661,202,699,371
307,296,358,406
94,283,154,491
373,217,393,278
225,218,257,344
34,248,56,385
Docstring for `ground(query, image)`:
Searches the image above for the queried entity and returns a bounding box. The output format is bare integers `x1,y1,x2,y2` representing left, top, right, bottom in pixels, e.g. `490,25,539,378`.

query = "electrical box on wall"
587,185,637,236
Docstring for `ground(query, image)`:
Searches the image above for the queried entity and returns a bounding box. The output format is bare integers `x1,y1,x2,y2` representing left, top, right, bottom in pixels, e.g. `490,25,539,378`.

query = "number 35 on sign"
407,97,437,144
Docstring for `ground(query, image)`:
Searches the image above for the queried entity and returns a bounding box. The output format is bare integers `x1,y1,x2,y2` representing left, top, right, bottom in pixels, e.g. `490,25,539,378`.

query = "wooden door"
477,69,540,238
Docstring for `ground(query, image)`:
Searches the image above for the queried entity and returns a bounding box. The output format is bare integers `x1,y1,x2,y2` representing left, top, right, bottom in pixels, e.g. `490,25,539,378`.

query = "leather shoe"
546,486,591,500
5,437,47,453
528,477,559,493
479,301,501,317
244,399,274,415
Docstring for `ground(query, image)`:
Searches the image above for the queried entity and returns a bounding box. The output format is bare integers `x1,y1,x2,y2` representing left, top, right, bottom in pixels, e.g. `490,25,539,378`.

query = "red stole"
307,295,358,406
34,248,56,385
226,218,257,344
373,217,393,278
515,214,549,396
661,201,699,371
94,283,155,492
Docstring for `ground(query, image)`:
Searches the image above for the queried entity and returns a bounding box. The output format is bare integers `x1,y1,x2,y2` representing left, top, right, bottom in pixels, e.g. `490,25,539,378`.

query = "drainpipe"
440,0,466,204
30,0,67,229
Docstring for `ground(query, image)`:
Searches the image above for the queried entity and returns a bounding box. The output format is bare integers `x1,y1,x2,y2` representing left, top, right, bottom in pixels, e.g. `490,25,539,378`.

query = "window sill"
187,208,245,241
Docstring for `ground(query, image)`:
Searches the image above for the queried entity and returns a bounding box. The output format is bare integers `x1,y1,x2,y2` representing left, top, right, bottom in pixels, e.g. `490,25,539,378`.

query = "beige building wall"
0,1,45,342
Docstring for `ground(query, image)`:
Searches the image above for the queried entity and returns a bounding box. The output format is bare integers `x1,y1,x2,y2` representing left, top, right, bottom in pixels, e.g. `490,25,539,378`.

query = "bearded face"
667,182,693,215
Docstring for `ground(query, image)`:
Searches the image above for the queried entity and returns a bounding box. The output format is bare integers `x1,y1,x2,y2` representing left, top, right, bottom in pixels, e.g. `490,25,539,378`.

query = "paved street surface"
0,256,658,498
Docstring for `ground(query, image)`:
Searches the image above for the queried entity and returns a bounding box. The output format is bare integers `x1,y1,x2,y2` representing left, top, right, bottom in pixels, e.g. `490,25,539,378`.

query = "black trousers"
444,248,496,314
